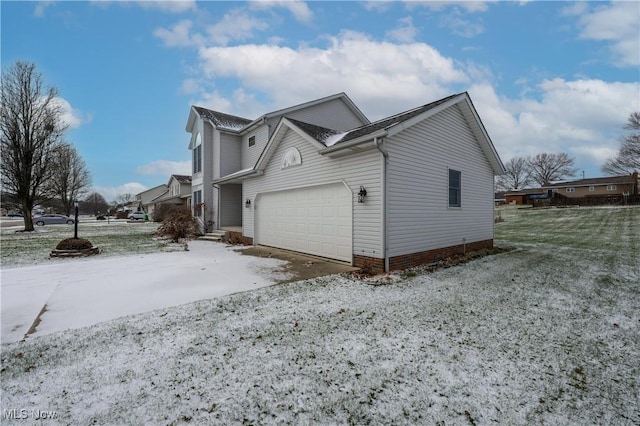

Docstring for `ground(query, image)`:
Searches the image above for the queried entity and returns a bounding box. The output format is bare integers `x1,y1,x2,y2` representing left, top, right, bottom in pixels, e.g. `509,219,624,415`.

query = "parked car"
128,211,146,220
33,214,75,226
7,213,23,217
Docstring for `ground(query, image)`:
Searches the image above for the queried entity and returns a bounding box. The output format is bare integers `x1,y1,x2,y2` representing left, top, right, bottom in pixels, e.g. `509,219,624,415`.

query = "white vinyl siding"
241,125,270,170
244,128,383,260
386,105,495,258
220,133,241,177
282,98,367,132
219,184,242,227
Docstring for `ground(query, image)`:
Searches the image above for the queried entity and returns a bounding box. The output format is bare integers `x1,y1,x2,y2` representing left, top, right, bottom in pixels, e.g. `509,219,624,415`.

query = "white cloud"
135,0,196,13
362,1,393,13
154,20,202,47
136,160,191,176
206,9,269,46
408,1,492,13
574,1,640,67
250,0,313,23
387,16,419,43
92,182,149,203
33,1,54,17
439,14,484,38
469,78,640,175
52,97,91,129
196,30,468,119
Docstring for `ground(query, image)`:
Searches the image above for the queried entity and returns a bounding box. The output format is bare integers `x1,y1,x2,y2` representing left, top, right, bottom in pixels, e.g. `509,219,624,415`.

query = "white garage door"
255,183,352,262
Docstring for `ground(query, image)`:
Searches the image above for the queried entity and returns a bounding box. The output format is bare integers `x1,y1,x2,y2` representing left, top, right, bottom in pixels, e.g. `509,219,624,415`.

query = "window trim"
192,133,202,174
448,168,462,208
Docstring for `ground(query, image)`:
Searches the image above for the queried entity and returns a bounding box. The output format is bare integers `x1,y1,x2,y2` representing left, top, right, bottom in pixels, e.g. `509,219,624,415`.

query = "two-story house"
186,92,505,272
185,93,369,232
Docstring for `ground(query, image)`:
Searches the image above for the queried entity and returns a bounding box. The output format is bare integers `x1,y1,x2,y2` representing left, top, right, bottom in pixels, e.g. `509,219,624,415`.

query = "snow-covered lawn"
1,219,184,269
1,206,639,424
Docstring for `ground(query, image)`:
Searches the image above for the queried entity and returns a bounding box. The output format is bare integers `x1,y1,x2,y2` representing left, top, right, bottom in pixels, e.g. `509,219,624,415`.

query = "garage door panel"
256,183,352,262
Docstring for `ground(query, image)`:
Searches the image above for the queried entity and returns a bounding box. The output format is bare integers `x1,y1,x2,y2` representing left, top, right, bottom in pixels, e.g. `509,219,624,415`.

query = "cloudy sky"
2,0,639,201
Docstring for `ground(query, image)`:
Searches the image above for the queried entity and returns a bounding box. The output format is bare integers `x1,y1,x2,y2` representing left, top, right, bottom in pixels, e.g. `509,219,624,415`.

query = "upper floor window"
193,133,202,174
448,169,461,207
248,135,256,147
566,187,575,193
607,184,617,191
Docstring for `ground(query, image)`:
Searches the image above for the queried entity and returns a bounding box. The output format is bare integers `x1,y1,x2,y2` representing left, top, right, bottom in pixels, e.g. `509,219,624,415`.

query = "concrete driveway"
1,241,287,343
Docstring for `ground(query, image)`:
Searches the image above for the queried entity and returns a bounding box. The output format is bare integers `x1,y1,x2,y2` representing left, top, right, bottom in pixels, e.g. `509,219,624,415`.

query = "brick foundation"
388,239,493,271
225,231,253,245
353,255,385,274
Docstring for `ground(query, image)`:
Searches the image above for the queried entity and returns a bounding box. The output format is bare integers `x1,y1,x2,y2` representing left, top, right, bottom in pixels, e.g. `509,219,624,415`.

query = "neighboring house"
137,184,168,218
505,188,549,205
150,175,192,212
545,173,638,199
186,92,505,272
505,172,639,206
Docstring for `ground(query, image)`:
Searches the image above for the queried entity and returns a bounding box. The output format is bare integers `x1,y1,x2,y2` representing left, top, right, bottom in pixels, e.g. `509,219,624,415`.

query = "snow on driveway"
1,241,285,343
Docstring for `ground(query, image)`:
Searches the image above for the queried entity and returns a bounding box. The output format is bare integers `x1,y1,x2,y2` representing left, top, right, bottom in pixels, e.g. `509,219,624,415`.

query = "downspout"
213,183,221,231
374,137,389,272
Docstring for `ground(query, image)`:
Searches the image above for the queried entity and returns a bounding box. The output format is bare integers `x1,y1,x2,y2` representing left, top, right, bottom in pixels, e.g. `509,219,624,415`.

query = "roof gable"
254,117,328,173
319,92,505,175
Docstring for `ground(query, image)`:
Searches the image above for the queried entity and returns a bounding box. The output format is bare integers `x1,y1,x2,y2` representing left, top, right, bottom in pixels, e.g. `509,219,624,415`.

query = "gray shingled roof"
283,93,462,147
285,117,344,145
193,106,252,131
338,93,461,143
172,174,192,184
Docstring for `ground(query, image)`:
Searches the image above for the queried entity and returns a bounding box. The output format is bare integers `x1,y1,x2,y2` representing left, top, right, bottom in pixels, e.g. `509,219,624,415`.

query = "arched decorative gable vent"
282,147,302,168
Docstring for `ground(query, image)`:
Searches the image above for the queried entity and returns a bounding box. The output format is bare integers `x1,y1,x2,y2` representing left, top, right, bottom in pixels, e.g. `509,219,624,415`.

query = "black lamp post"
74,200,79,239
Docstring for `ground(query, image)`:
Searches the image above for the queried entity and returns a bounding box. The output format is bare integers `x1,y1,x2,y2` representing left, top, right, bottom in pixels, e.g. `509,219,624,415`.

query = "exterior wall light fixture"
245,198,251,208
358,186,367,203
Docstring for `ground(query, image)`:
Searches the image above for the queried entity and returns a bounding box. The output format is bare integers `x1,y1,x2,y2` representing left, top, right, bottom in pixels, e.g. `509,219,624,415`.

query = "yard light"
74,200,79,239
358,186,367,203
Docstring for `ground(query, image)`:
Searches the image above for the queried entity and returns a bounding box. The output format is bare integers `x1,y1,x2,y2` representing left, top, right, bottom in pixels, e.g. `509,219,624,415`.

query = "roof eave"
212,169,263,185
318,129,388,156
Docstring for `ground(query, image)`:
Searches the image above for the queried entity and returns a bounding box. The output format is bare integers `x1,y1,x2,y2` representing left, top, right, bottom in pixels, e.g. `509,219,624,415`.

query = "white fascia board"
318,129,387,155
458,96,506,175
212,168,262,184
185,107,198,133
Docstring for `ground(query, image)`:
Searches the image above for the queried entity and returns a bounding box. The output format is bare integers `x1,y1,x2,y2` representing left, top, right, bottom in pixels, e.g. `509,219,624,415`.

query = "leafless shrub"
155,207,199,242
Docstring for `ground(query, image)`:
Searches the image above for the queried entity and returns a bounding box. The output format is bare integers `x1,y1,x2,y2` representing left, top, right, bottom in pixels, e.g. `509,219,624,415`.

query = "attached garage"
254,182,352,262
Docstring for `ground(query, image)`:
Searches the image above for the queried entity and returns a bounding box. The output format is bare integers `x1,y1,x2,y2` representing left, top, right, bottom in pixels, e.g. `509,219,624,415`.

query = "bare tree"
48,143,92,216
527,152,578,187
602,112,640,175
496,156,531,191
83,192,110,216
1,61,67,231
117,193,135,204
